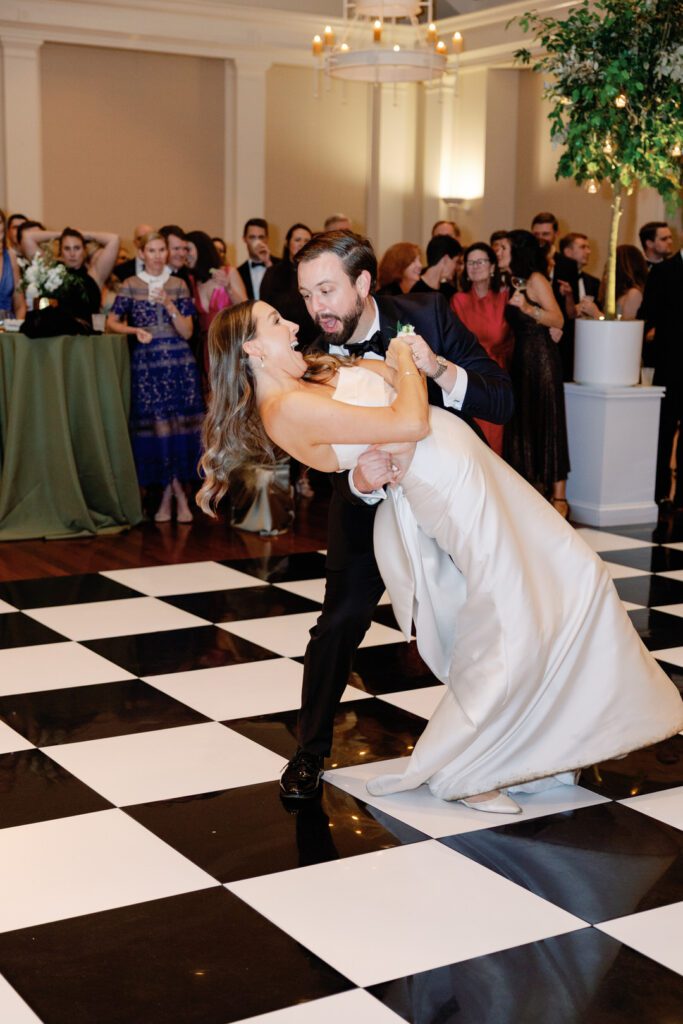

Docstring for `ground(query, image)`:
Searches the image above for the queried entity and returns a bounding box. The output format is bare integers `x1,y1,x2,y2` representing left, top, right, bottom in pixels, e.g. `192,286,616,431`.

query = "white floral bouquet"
19,252,68,297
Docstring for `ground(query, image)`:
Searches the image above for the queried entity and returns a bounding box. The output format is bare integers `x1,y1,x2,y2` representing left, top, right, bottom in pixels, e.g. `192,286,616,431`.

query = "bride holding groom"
198,231,683,814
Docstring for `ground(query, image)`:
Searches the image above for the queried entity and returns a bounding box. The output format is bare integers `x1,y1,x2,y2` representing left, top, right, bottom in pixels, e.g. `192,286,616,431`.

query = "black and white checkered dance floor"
0,523,682,1022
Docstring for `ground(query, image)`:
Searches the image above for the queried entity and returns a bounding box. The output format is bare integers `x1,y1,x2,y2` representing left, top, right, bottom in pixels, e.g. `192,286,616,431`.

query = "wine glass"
510,276,527,292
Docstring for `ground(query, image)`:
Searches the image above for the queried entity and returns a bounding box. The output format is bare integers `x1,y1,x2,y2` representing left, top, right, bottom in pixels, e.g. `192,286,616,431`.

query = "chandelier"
311,1,464,85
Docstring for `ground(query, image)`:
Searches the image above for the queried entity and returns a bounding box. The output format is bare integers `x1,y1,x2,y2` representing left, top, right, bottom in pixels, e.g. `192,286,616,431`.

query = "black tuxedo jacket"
112,257,137,283
640,251,683,388
238,257,281,300
578,271,600,301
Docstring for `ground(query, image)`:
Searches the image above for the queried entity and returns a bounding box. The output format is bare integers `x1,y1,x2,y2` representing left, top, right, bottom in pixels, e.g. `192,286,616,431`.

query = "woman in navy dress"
106,231,204,523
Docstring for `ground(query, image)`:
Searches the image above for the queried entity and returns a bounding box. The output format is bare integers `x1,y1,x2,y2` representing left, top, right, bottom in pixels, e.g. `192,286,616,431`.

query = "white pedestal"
564,383,664,526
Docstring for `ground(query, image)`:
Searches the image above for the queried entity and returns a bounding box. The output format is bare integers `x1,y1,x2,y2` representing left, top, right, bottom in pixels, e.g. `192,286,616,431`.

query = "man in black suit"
553,232,601,381
639,221,674,270
112,223,153,283
237,218,280,300
280,231,514,798
640,248,683,507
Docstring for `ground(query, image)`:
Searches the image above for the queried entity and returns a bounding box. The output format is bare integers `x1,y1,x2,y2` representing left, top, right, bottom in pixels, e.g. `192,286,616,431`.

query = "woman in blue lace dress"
106,231,204,522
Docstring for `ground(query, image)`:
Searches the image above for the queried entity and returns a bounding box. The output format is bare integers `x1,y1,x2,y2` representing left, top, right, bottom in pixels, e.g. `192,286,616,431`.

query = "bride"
197,300,683,814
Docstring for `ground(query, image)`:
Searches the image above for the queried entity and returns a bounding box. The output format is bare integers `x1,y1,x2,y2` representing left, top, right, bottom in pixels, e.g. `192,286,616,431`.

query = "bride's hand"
386,336,412,369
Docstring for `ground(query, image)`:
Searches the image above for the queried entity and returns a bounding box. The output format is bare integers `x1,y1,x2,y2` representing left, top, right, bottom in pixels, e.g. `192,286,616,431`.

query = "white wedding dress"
331,366,683,801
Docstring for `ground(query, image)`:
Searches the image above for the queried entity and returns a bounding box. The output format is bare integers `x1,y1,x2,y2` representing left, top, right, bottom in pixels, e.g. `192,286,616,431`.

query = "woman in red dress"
452,242,513,454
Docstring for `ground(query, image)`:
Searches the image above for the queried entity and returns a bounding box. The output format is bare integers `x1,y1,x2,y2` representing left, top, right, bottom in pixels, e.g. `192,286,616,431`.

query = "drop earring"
260,355,265,368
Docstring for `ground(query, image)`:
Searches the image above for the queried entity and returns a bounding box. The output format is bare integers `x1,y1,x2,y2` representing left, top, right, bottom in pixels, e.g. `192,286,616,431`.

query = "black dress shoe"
280,749,324,799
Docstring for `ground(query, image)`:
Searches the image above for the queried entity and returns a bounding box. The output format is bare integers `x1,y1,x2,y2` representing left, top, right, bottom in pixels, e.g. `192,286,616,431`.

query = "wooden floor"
0,495,330,582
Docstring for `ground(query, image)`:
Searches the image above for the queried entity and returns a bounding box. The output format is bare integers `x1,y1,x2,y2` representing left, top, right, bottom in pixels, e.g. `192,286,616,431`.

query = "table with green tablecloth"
0,333,143,540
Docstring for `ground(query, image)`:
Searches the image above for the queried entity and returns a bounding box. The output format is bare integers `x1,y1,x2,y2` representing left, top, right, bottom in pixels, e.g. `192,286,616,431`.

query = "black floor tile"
125,779,427,884
603,547,683,573
0,749,111,828
161,585,321,623
578,736,683,799
0,573,140,610
627,608,683,651
225,698,426,768
344,641,440,695
0,887,353,1024
0,612,68,650
369,928,683,1024
372,604,403,631
441,802,682,924
614,574,683,607
220,551,327,583
0,680,208,747
83,626,278,677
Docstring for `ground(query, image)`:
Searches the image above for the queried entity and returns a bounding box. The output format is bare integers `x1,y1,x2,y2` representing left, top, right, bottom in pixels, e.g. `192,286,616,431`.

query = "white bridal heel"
459,792,522,814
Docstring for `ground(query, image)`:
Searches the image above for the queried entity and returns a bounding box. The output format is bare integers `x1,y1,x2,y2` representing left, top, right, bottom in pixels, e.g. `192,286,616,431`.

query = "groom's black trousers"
298,489,386,756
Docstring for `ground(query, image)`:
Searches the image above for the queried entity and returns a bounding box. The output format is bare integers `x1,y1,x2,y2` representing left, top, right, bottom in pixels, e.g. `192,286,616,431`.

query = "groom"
281,231,514,798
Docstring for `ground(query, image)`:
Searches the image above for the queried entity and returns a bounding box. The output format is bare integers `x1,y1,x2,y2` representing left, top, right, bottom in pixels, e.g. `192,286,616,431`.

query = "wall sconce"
442,196,473,213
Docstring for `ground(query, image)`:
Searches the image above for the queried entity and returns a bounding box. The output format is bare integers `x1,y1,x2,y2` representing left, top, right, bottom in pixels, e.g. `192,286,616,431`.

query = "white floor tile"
326,760,610,839
219,613,405,658
0,641,134,696
377,685,445,719
275,580,391,606
0,809,216,933
598,901,683,976
228,841,585,988
235,989,404,1023
576,528,654,553
44,722,286,805
620,601,645,612
661,542,683,552
655,569,683,581
604,562,651,580
0,599,16,614
145,659,369,721
25,597,207,641
100,561,265,596
0,975,42,1023
653,647,683,667
653,602,683,618
0,720,33,755
620,785,683,830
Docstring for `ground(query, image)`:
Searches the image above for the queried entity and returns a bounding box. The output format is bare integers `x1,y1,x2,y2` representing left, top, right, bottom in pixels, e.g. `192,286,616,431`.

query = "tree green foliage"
512,0,683,316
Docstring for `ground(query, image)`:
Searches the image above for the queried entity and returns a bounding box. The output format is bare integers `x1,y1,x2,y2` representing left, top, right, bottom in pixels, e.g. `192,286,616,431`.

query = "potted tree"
513,0,683,385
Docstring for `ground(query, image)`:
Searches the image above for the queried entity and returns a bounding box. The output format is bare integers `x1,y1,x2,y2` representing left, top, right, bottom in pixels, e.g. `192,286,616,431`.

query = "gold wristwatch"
430,355,448,380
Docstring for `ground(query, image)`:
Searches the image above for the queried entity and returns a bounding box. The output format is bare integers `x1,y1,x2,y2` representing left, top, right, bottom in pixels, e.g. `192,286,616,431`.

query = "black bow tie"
250,260,265,268
344,330,386,358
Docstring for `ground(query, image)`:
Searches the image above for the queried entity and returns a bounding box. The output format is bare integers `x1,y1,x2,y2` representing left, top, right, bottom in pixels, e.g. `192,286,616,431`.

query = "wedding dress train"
331,366,683,802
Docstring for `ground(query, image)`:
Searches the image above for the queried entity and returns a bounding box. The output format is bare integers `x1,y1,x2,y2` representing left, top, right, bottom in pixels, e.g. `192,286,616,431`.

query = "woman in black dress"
504,229,570,518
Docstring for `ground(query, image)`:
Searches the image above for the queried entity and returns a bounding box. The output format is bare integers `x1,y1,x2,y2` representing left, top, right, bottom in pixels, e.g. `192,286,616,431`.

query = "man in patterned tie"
280,231,514,798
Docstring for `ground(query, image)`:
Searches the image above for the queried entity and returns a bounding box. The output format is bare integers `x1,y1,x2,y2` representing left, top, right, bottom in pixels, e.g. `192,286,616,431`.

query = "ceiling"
243,0,509,19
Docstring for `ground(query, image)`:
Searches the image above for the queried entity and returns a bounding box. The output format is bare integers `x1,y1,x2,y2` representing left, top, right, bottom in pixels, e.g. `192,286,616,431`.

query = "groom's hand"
352,446,398,493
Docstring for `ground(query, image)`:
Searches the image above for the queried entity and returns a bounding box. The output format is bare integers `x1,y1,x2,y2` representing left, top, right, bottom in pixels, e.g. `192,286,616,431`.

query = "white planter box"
574,319,644,386
565,382,664,526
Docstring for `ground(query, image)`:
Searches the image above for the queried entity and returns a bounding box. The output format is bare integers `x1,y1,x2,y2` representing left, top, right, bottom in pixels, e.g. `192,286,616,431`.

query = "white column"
365,82,418,254
231,56,271,254
1,33,43,219
419,77,452,244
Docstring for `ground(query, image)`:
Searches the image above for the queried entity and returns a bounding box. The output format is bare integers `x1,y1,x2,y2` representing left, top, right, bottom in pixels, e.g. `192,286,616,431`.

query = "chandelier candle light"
311,1,464,85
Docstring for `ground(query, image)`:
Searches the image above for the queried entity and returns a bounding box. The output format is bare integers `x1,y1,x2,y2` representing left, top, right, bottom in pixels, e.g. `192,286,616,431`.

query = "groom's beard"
314,294,364,348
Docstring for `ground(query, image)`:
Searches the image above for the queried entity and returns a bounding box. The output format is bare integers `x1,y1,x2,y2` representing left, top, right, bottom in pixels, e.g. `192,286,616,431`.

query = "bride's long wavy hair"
196,300,351,516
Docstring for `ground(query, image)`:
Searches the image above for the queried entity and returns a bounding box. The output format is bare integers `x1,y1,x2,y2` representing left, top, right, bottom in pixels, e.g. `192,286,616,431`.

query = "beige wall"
264,64,370,255
40,43,226,248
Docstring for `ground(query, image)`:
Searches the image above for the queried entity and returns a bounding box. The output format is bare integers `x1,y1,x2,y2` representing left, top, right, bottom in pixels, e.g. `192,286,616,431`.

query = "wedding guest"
431,220,461,241
22,225,119,320
159,224,192,287
577,244,648,322
452,242,513,454
212,236,228,264
237,218,279,300
377,242,422,295
553,231,601,380
113,224,154,283
185,229,247,391
0,209,27,320
106,231,204,524
639,221,674,269
504,229,569,518
324,214,352,231
531,212,559,259
491,230,512,288
6,213,28,256
411,236,462,300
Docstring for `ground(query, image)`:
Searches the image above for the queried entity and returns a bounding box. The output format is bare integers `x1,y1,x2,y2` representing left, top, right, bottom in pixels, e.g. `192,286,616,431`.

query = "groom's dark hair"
295,230,377,290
